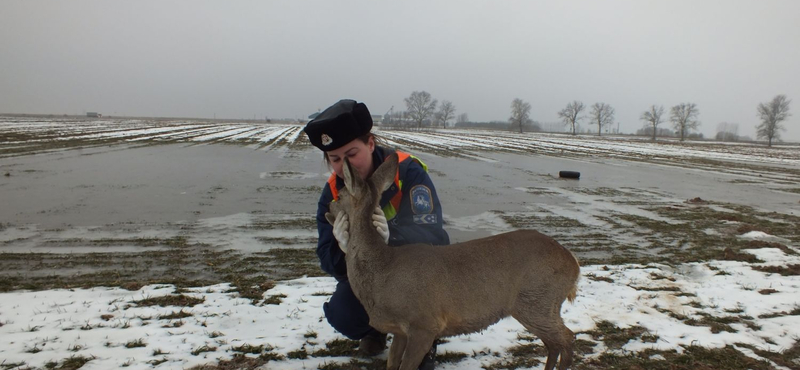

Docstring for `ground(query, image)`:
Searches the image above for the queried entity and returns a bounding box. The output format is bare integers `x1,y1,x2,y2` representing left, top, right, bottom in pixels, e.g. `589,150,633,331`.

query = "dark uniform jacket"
315,146,450,281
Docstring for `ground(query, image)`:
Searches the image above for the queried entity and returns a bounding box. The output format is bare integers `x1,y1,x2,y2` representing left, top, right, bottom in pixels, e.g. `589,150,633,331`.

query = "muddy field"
1,117,799,369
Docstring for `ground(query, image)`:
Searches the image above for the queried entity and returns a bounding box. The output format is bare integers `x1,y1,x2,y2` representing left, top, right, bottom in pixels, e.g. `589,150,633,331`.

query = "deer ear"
342,157,364,196
371,153,399,193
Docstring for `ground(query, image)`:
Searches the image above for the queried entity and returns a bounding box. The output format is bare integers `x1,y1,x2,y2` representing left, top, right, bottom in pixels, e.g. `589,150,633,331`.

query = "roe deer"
325,153,580,370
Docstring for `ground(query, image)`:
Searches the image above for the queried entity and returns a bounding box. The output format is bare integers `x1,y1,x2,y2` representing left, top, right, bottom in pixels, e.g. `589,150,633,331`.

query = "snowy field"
3,117,800,167
1,117,799,369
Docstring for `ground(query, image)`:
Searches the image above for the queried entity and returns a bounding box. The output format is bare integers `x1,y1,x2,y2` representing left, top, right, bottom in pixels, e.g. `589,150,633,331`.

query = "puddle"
1,140,798,290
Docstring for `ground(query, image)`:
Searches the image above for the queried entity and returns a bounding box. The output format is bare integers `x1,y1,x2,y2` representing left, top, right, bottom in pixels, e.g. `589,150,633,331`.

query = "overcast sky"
2,0,799,141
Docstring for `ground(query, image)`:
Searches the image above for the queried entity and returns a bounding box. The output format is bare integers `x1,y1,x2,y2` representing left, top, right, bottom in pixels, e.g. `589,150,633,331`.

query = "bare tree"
589,103,615,136
404,91,437,129
670,103,700,141
436,100,456,128
558,101,585,135
756,94,791,147
456,113,469,125
509,98,532,133
640,105,665,141
715,122,739,142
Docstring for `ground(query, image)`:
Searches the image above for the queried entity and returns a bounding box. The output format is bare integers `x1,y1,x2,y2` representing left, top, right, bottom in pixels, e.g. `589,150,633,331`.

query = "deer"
325,153,580,370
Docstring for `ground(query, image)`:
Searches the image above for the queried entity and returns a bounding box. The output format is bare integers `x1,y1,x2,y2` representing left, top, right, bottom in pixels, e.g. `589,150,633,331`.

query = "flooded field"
1,117,799,369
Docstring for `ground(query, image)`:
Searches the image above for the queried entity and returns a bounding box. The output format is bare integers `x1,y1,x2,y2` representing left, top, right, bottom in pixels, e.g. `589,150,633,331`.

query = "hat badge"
321,134,333,146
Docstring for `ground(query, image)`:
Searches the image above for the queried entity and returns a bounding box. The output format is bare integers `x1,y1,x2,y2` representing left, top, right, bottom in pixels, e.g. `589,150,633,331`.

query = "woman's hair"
323,132,386,169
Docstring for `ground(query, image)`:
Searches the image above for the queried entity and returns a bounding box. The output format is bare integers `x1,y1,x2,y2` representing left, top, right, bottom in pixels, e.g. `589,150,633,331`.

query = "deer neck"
346,202,393,285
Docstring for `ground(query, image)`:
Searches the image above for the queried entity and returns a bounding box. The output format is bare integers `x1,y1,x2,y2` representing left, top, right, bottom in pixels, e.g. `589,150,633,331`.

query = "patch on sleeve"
413,214,438,224
410,185,433,214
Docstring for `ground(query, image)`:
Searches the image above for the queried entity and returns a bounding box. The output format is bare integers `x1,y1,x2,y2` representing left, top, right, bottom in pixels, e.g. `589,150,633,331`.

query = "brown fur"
326,153,580,370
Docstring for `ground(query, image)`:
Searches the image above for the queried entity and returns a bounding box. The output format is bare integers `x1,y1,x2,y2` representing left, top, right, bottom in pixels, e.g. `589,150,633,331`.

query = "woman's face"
327,136,375,181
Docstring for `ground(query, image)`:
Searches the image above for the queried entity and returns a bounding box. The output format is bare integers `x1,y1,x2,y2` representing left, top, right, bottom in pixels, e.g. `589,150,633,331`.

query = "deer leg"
514,320,574,370
556,324,575,370
513,307,573,370
516,322,561,370
386,332,407,370
397,328,436,370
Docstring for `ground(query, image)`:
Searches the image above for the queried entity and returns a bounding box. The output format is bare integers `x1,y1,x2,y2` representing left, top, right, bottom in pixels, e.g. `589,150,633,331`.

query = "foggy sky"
2,0,799,141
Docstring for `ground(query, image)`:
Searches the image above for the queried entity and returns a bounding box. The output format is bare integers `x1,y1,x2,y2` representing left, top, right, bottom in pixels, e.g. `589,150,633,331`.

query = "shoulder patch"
410,185,433,214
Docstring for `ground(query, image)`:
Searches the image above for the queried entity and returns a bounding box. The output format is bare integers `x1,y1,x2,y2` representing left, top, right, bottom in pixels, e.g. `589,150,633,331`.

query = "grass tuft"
132,294,204,308
311,338,359,357
263,293,287,305
752,264,800,276
231,344,264,354
585,320,652,349
159,309,193,320
124,338,147,348
191,345,217,356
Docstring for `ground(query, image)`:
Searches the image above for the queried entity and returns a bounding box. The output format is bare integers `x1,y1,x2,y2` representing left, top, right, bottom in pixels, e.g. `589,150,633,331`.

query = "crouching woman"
303,99,450,370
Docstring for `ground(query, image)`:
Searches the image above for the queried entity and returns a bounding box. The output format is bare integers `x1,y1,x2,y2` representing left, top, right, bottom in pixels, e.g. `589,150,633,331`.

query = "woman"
303,99,449,370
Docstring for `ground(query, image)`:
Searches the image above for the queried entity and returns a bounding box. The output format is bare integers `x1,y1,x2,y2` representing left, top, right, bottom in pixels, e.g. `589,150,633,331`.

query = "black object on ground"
559,171,580,179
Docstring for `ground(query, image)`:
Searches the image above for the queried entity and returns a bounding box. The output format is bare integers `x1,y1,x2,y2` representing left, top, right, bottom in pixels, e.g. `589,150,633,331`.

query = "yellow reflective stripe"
408,155,428,172
382,203,397,220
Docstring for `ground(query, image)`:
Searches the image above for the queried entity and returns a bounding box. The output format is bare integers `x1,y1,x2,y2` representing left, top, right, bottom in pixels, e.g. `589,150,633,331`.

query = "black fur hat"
303,99,373,151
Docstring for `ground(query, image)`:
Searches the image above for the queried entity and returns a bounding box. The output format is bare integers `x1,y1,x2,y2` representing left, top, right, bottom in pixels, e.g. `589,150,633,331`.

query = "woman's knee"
323,281,372,339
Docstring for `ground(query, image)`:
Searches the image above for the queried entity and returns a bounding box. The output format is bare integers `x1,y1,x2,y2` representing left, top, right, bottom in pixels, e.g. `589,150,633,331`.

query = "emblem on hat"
321,134,333,146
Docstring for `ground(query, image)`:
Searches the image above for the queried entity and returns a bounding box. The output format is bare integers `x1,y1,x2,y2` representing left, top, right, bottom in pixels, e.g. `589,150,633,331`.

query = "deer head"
325,152,399,228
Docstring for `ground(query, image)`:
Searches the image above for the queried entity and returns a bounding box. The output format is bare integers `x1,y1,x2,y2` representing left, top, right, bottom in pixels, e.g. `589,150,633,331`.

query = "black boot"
418,342,437,370
358,331,387,357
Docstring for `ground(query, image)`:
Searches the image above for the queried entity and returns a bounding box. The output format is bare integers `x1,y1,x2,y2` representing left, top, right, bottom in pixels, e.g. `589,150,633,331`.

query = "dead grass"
317,358,385,370
43,355,96,370
722,247,762,263
437,351,470,363
483,343,544,369
746,240,798,255
230,344,267,354
191,345,217,356
263,293,287,305
752,264,800,276
187,352,281,370
757,305,800,319
736,340,800,370
685,313,740,334
125,338,147,348
585,274,614,283
573,345,774,370
310,338,360,357
158,309,193,320
132,294,204,308
584,320,653,349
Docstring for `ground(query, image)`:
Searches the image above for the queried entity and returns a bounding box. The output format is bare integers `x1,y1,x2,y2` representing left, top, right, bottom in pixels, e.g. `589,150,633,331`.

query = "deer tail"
567,251,580,304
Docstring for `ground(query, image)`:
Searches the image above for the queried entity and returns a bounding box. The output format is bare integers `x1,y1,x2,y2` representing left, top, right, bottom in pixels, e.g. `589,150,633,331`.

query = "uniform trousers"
323,279,380,340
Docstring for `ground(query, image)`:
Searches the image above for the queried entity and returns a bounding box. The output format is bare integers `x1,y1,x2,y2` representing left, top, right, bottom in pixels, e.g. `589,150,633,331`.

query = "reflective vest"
327,151,428,220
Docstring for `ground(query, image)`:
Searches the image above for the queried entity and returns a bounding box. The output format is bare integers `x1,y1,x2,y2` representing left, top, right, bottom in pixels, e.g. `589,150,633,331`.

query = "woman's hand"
332,211,349,254
373,207,390,244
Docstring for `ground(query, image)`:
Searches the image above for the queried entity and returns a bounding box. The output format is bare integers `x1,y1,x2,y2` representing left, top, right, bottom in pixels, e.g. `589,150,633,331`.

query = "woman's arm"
388,161,450,246
316,185,348,280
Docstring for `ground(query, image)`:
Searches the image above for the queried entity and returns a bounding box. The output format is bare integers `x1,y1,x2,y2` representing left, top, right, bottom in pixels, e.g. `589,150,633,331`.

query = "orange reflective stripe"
396,151,410,162
327,174,339,200
390,151,410,210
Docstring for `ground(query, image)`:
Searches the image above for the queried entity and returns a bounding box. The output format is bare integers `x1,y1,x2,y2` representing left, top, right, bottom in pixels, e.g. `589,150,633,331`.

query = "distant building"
86,112,102,118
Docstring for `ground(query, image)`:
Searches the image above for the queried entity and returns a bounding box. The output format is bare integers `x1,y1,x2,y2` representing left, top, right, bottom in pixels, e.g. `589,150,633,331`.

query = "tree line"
385,91,792,146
